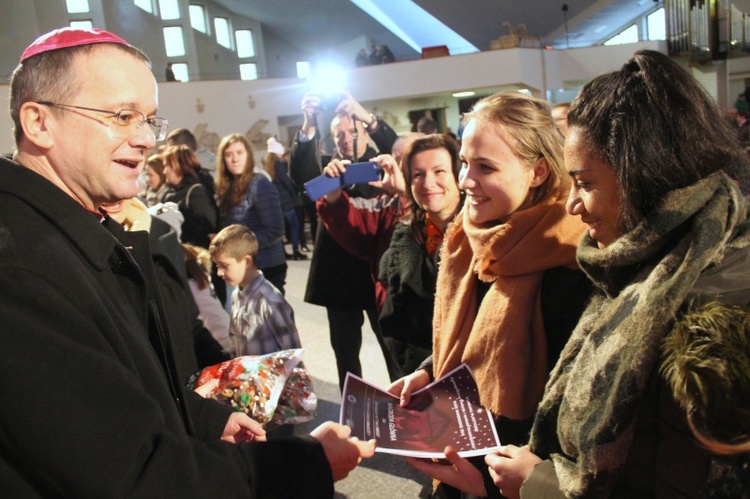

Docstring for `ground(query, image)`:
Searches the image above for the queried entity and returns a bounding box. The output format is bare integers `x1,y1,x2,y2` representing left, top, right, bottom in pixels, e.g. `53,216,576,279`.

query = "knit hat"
267,137,285,156
21,27,129,62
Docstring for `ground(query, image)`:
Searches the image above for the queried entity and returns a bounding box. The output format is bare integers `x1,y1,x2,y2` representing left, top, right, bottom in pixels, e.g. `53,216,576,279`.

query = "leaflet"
339,364,501,458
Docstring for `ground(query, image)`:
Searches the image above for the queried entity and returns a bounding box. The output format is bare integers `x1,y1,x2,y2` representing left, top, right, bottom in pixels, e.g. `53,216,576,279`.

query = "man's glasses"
37,102,169,141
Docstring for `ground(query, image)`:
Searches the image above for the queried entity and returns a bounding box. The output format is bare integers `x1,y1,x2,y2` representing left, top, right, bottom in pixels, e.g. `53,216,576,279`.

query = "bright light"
452,91,475,98
310,63,347,97
296,61,311,80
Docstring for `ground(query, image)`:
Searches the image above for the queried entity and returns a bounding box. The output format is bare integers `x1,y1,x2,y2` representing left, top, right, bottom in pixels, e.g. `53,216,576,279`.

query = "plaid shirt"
230,272,301,356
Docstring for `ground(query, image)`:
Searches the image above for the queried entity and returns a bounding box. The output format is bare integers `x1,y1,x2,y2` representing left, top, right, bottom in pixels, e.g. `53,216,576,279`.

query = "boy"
210,224,302,356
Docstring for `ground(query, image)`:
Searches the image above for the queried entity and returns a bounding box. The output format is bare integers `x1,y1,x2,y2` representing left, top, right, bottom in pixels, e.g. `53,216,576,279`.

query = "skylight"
350,0,478,55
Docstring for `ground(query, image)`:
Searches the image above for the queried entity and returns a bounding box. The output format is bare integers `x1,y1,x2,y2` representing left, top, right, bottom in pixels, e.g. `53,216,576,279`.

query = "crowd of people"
2,25,749,498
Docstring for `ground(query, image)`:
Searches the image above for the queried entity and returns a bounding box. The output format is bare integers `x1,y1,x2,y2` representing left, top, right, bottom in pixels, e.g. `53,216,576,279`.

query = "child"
209,224,302,356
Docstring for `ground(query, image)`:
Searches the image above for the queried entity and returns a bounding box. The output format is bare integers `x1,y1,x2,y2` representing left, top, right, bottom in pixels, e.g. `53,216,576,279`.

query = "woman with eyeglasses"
162,144,218,249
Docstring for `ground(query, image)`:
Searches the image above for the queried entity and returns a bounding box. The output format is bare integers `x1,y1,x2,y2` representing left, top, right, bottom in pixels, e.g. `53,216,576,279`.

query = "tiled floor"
282,251,432,498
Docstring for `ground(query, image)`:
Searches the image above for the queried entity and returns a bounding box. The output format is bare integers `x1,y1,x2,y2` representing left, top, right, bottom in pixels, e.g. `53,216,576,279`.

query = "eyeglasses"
38,101,169,141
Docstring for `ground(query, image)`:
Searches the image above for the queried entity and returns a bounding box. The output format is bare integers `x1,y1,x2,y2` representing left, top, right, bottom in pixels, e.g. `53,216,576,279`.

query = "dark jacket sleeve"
290,128,323,188
369,118,398,155
250,176,286,250
0,266,333,497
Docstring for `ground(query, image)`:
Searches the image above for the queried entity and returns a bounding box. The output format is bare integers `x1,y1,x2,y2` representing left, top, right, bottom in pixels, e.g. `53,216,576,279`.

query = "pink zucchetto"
20,27,129,63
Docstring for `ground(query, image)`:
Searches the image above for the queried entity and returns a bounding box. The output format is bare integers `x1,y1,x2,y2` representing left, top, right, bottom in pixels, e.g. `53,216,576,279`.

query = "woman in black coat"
162,144,218,249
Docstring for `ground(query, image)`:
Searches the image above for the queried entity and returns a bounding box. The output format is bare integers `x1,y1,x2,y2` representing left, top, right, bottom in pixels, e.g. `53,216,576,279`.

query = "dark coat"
290,120,398,308
148,216,230,383
0,158,332,497
378,222,436,378
164,177,217,249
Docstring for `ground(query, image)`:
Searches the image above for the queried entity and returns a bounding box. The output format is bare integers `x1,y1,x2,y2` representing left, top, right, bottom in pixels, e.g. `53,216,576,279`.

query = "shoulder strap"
185,183,199,209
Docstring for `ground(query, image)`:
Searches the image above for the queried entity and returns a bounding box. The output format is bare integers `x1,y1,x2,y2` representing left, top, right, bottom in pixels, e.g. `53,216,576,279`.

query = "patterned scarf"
529,172,750,497
424,213,443,259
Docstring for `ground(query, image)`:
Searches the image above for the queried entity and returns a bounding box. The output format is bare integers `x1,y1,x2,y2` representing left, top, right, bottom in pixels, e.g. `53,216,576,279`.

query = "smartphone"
304,162,382,201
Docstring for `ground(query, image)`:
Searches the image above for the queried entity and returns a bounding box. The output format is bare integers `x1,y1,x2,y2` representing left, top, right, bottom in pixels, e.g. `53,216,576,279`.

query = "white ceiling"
213,0,662,60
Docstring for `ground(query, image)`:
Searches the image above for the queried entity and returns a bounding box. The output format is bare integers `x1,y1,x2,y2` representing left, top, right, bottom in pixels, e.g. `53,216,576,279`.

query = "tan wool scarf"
432,191,585,419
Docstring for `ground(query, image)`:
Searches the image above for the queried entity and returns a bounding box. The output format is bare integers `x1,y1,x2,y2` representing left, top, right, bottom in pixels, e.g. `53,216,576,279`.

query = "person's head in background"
459,91,568,226
727,107,739,123
215,133,255,209
330,114,369,161
400,134,463,242
166,127,198,152
183,243,212,290
267,136,285,160
161,144,200,187
551,102,571,137
11,28,161,210
145,153,167,191
565,49,749,249
391,132,425,166
416,116,438,134
209,224,259,289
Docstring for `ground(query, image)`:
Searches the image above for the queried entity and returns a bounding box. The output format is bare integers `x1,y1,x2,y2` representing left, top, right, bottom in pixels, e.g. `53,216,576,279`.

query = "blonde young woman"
215,134,287,294
388,92,588,498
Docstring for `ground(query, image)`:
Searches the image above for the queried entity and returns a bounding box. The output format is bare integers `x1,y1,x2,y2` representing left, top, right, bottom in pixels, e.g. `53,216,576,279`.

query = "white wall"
1,41,744,157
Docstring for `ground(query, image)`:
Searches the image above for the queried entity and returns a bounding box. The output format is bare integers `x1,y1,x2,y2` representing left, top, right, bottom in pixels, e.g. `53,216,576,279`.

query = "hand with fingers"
321,159,351,203
370,154,406,195
406,446,486,497
386,369,430,407
310,421,376,482
485,444,542,498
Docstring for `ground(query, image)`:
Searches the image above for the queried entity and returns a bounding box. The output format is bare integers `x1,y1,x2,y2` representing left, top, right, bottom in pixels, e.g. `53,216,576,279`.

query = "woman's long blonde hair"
462,91,569,206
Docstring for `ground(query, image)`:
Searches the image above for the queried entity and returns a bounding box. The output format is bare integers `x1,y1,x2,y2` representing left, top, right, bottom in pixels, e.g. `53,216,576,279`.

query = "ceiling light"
452,91,475,98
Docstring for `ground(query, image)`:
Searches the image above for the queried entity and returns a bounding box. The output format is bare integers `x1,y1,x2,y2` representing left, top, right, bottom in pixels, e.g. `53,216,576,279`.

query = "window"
172,63,189,82
70,20,94,30
236,30,255,58
604,25,638,46
647,8,666,41
296,61,311,80
189,5,207,33
214,17,231,49
134,0,153,13
66,0,90,13
158,0,180,20
240,63,258,80
163,27,186,57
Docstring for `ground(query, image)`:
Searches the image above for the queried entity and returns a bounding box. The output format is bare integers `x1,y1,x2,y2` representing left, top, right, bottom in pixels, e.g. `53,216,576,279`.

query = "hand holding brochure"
339,364,500,458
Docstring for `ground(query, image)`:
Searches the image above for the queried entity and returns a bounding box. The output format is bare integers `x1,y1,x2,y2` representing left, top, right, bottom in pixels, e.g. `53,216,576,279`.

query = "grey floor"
280,249,433,498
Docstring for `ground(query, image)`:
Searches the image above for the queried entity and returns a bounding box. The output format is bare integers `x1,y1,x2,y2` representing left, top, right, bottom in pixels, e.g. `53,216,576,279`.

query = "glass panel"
240,63,258,80
134,0,153,13
647,8,666,41
236,30,255,57
172,63,189,82
163,26,186,57
158,0,180,20
189,5,207,33
215,17,231,48
70,20,94,30
66,0,90,13
604,24,638,46
296,61,311,80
